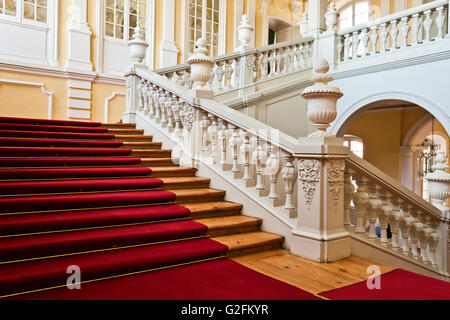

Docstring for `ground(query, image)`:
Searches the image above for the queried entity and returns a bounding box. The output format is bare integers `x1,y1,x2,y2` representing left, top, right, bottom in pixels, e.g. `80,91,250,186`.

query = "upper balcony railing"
155,37,314,96
336,0,449,62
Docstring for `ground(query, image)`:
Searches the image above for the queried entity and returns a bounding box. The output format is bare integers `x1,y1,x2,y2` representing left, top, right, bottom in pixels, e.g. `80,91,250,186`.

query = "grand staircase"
0,116,284,298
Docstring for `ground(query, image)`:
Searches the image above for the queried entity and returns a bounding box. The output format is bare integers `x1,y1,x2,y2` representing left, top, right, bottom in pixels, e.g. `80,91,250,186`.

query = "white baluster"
390,197,404,251
137,79,144,111
225,60,234,90
367,183,383,240
142,81,149,114
218,119,228,168
435,6,445,39
159,91,168,126
154,88,162,122
379,23,389,52
390,19,399,50
378,190,393,246
353,173,370,234
200,113,210,154
252,137,268,192
370,26,378,55
165,95,175,130
352,31,360,59
400,204,414,256
281,48,289,74
208,68,215,91
360,28,369,57
411,13,422,46
229,124,240,173
281,155,297,217
240,133,252,184
261,52,269,79
344,166,356,227
344,33,351,61
207,114,218,164
268,51,276,77
288,46,296,72
214,62,225,91
233,58,241,88
265,144,281,201
423,10,432,42
172,99,183,139
275,49,282,75
418,225,431,263
428,231,439,268
399,16,410,48
337,36,343,61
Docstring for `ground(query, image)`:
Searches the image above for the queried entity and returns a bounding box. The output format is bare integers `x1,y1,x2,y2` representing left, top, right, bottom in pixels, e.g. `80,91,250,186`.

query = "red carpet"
0,116,102,127
319,269,450,300
0,123,108,133
0,147,132,157
0,137,123,148
0,157,141,167
0,167,151,179
12,258,321,300
0,129,115,140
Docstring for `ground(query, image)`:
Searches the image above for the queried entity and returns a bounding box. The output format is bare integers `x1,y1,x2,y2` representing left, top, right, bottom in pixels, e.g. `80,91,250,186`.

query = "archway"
267,15,299,44
334,98,449,199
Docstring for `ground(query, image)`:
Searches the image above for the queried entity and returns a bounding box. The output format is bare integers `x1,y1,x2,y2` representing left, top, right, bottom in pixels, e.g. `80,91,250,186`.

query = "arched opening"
336,99,449,202
267,15,298,44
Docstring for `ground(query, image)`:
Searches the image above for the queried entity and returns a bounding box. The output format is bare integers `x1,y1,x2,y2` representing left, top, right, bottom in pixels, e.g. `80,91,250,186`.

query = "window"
344,135,364,158
338,1,370,30
105,0,147,41
188,0,219,57
0,0,48,23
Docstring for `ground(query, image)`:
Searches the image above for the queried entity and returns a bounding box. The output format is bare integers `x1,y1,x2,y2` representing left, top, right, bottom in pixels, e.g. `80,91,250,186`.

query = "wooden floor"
233,249,396,296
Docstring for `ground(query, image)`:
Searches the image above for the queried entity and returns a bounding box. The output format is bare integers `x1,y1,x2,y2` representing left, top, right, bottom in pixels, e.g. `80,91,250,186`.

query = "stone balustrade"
345,153,449,276
336,0,449,62
155,37,314,95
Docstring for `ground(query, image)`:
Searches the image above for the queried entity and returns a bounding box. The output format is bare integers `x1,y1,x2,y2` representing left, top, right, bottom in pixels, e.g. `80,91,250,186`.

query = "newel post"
124,27,149,123
290,58,351,262
316,2,340,70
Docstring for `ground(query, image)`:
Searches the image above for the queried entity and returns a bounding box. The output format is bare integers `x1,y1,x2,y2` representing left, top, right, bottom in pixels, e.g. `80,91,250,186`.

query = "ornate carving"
298,159,321,209
327,159,345,208
182,103,195,133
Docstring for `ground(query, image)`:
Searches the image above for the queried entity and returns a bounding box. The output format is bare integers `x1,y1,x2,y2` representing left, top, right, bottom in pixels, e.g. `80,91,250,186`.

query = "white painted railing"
124,62,449,279
155,37,314,95
345,153,449,277
336,0,449,62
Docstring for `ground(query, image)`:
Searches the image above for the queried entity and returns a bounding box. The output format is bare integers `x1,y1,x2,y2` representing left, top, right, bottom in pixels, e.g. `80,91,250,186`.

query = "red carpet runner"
0,116,319,300
319,269,450,300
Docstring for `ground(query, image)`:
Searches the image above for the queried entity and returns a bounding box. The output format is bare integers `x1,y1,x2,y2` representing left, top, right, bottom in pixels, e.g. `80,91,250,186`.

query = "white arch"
331,91,450,137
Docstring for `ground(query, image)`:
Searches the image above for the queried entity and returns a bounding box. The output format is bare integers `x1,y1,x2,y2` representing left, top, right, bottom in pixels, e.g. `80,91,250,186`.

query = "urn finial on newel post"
237,14,254,51
301,58,343,137
128,27,149,64
187,38,215,99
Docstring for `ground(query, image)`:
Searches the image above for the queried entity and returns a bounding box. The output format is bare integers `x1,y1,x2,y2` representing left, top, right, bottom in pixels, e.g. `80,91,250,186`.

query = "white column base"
290,228,351,262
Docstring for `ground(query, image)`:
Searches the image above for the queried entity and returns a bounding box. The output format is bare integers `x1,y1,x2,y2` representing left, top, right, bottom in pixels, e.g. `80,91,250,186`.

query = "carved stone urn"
299,12,309,36
325,2,338,31
301,58,343,137
425,153,450,214
128,27,148,64
237,14,254,50
187,38,214,98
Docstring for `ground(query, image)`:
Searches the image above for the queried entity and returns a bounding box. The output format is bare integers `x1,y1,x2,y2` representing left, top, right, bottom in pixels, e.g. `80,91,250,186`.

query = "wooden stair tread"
150,166,196,177
196,216,261,230
107,129,144,134
160,177,210,189
140,158,174,167
183,201,243,218
131,150,172,158
172,188,226,203
114,135,153,142
212,232,284,257
102,123,136,129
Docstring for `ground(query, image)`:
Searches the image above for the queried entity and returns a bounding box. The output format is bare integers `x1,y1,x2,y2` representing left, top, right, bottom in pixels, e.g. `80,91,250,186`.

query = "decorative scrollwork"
328,159,345,208
182,103,195,133
298,159,321,209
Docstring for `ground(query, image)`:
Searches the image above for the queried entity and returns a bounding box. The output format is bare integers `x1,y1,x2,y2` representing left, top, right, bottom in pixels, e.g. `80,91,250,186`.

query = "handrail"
346,153,444,220
337,0,449,36
155,36,314,76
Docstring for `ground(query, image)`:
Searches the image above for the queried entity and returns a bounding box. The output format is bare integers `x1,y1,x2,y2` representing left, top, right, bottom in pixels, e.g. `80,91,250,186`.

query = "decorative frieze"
298,159,321,209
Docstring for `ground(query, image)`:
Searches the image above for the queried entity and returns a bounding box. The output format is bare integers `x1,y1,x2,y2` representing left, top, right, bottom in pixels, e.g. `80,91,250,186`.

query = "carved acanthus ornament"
298,159,321,209
327,159,345,208
181,103,195,133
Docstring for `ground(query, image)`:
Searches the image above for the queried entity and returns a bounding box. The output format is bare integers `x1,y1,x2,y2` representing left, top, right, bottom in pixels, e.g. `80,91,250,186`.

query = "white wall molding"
161,0,179,67
68,79,92,120
104,92,126,123
0,78,54,119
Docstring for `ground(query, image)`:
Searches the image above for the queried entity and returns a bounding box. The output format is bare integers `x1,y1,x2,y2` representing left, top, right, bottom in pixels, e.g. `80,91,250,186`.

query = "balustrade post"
291,59,350,262
344,166,356,227
353,173,370,234
367,183,383,239
186,38,215,100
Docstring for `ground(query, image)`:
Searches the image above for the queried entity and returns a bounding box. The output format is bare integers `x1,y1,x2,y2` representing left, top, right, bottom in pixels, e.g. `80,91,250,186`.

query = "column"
247,0,256,48
307,0,328,35
234,0,244,50
401,146,414,191
67,0,92,71
290,58,351,262
160,0,179,67
259,0,270,46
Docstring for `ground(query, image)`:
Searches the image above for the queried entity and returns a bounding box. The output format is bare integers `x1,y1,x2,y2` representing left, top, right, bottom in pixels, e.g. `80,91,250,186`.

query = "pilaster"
160,0,179,67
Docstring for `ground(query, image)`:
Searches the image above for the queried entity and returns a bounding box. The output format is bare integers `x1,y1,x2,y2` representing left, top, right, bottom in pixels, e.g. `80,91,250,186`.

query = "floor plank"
233,249,396,295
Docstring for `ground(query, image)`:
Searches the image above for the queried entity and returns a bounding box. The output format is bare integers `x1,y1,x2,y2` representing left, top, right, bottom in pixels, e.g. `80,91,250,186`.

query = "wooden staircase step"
122,142,162,149
161,177,210,189
114,135,153,142
212,232,284,258
140,158,174,167
108,129,144,135
102,123,136,129
196,216,261,237
150,166,197,177
172,188,226,204
131,149,172,158
185,202,243,219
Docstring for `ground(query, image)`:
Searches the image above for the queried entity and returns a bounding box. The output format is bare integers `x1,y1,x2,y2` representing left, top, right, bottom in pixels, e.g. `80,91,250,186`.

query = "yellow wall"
346,109,449,182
